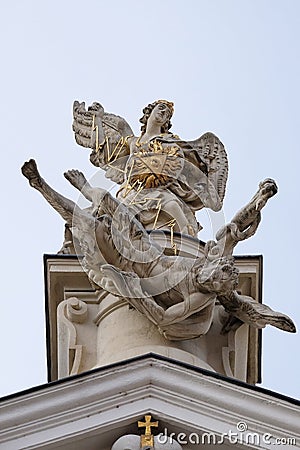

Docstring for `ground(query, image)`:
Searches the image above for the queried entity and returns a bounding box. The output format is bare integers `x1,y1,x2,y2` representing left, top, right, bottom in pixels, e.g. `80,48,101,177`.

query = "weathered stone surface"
22,100,296,381
45,253,262,383
72,100,228,236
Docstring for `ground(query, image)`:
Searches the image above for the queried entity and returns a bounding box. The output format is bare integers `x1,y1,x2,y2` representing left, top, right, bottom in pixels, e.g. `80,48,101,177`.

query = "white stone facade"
45,249,262,385
0,356,299,449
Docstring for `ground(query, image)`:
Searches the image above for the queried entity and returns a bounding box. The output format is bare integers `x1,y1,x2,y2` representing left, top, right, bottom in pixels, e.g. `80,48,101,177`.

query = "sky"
1,0,299,400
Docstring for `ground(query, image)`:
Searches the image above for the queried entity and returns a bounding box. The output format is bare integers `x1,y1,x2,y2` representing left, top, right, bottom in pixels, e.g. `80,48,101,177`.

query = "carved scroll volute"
66,297,88,323
57,297,88,377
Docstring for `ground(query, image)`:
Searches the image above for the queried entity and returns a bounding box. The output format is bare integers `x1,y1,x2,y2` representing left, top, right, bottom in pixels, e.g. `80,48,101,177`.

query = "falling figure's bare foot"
21,159,42,188
64,169,90,191
64,169,94,202
64,169,108,209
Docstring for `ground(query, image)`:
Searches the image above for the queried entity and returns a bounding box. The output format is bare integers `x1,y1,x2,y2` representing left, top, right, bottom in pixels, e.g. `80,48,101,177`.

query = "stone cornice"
0,355,299,449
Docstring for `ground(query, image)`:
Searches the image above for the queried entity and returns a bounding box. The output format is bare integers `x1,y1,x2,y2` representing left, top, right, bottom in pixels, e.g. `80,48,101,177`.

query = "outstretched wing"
218,292,296,333
72,100,134,184
183,132,229,210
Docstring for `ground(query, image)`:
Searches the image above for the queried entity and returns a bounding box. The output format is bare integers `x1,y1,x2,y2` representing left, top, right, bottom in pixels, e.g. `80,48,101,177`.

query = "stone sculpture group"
22,99,296,341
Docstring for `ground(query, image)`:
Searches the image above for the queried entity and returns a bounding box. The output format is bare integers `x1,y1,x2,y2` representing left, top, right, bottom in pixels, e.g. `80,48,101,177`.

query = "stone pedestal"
95,292,214,370
45,233,262,384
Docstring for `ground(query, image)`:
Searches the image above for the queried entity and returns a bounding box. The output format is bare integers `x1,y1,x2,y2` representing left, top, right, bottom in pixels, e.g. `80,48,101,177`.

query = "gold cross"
138,415,158,448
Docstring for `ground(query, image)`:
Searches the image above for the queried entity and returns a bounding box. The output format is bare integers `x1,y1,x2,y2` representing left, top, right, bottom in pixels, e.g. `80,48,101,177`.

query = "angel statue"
72,99,228,237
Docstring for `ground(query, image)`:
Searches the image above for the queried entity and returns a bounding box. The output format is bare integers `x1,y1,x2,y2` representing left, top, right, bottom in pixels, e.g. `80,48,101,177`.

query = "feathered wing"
72,100,133,184
218,292,296,333
182,132,229,211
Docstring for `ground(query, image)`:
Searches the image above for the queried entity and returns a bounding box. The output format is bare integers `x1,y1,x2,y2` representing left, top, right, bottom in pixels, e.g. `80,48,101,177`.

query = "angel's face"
148,103,172,127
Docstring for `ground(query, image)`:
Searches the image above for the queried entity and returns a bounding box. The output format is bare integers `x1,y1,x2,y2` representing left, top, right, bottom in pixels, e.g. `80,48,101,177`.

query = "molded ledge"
0,355,299,450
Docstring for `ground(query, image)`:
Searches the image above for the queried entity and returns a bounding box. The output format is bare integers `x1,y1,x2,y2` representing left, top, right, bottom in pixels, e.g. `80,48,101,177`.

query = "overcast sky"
1,0,299,400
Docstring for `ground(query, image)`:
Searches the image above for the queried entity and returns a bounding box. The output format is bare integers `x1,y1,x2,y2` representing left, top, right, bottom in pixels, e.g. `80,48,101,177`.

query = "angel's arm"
89,103,106,150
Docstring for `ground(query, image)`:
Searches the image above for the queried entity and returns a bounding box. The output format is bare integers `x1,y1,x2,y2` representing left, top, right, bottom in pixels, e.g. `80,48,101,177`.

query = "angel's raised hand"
87,102,104,119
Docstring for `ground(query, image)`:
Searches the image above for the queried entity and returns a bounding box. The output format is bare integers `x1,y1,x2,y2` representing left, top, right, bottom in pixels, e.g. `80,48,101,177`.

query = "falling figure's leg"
64,168,121,220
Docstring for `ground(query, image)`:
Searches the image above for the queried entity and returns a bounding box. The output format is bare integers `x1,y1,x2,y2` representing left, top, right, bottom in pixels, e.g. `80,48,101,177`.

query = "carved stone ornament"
111,414,182,450
21,100,296,356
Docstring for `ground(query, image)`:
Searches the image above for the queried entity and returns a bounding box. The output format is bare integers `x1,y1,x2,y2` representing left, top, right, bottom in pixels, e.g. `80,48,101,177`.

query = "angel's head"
139,100,174,135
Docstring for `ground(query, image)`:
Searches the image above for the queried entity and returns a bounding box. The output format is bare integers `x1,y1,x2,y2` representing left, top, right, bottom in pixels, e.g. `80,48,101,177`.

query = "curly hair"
139,101,173,135
195,256,239,294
